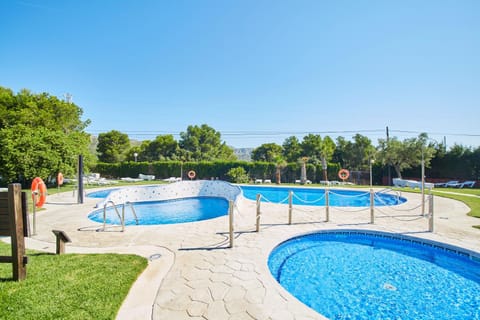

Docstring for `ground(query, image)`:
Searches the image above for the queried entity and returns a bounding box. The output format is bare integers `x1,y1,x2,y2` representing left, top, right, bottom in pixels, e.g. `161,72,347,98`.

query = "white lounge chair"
459,181,476,188
435,180,459,187
138,174,155,181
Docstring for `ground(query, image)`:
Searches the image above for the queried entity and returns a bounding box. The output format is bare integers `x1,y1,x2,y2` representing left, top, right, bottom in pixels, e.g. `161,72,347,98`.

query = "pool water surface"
241,185,405,206
88,197,229,225
268,231,480,320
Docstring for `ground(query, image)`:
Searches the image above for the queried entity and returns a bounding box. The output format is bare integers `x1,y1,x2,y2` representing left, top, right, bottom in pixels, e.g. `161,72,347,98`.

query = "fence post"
288,191,293,225
32,192,37,236
370,189,375,224
325,187,330,222
256,194,261,232
229,200,234,248
428,195,434,232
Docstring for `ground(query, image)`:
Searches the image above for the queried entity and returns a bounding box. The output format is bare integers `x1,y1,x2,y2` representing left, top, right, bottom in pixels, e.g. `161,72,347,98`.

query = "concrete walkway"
19,187,480,319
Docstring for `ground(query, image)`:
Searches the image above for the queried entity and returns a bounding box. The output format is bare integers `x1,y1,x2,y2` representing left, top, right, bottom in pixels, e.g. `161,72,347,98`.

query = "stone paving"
18,186,480,319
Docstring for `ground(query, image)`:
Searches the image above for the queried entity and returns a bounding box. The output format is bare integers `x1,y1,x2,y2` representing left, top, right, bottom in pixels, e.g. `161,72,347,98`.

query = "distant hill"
234,148,253,161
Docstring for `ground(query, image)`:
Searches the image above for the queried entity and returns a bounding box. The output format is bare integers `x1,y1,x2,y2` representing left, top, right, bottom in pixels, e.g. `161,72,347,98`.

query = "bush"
226,167,250,183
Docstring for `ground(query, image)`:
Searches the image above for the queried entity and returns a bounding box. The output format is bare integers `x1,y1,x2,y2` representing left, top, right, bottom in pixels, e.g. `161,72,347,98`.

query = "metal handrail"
123,201,139,225
103,200,125,231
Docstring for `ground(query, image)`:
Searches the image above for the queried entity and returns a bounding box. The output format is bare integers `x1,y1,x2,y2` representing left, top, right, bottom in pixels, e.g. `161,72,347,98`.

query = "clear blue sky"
1,0,479,148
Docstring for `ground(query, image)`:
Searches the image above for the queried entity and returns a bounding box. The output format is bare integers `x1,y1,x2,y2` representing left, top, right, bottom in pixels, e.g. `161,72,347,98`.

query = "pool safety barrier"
253,188,435,232
256,194,261,232
229,200,234,248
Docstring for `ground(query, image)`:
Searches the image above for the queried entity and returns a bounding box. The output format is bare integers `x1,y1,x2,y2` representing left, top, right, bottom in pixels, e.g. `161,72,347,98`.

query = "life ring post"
57,172,64,189
31,177,47,208
338,169,350,182
187,170,196,180
31,177,47,236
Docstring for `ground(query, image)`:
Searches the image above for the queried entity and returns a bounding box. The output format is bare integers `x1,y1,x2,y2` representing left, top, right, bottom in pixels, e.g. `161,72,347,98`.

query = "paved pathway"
18,187,480,319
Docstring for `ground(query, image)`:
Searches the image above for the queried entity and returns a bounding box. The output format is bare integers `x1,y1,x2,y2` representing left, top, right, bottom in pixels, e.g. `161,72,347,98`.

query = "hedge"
94,161,343,184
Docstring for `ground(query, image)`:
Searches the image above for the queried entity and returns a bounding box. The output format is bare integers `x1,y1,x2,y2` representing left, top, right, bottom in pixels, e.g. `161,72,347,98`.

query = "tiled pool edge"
270,229,480,264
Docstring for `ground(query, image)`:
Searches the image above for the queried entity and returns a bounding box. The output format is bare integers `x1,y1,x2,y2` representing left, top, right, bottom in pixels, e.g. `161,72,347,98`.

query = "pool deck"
13,187,480,320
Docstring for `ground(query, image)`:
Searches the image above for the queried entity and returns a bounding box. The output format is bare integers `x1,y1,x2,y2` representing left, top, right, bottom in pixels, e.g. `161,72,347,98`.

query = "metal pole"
386,126,391,186
32,192,37,236
428,195,434,232
77,155,84,204
421,155,425,215
288,190,293,225
325,187,330,222
370,189,374,224
121,204,125,232
256,194,261,232
229,200,234,248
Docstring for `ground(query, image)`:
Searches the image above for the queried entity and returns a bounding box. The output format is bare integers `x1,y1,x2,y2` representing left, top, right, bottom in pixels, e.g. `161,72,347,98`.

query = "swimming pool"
88,196,229,225
268,230,480,319
241,186,405,206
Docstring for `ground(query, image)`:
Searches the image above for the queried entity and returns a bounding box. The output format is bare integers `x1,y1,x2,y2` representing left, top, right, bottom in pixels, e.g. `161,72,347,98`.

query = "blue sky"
1,0,479,148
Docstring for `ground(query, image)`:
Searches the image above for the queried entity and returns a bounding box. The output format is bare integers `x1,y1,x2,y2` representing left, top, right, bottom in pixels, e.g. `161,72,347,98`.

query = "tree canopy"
377,133,436,179
0,87,92,185
251,143,283,162
179,124,236,161
97,130,131,163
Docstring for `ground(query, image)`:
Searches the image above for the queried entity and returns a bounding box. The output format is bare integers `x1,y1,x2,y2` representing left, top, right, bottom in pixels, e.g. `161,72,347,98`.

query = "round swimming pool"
268,231,480,319
88,197,229,225
241,186,405,206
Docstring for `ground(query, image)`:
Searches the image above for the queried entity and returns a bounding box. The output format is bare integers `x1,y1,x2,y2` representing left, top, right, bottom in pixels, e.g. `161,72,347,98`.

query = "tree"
274,156,287,184
377,133,436,179
97,130,130,163
301,134,336,163
141,134,179,161
0,87,92,185
334,134,376,170
251,143,283,162
179,124,236,161
282,136,303,162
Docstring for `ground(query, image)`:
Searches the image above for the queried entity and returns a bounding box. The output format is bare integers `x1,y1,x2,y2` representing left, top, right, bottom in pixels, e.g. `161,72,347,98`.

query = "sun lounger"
120,177,144,182
459,181,476,188
434,180,459,187
394,178,433,190
138,174,155,181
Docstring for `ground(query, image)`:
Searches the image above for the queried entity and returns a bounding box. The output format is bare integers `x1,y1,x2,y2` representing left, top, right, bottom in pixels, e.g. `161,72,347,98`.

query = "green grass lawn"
0,243,147,320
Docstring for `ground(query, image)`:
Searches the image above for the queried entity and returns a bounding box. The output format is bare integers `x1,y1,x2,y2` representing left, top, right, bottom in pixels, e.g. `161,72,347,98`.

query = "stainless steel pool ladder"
102,200,139,232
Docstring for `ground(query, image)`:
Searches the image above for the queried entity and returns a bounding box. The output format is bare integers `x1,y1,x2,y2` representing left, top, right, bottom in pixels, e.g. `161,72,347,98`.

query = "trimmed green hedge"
94,161,342,183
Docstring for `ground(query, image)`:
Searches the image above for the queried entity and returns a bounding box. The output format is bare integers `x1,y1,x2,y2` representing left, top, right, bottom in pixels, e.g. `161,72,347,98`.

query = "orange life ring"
31,177,47,208
187,170,196,179
57,172,64,186
338,169,350,180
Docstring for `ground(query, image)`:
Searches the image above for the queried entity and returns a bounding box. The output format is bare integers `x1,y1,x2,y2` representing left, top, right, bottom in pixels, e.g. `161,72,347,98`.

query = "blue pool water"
87,189,118,198
88,197,229,225
268,231,480,320
241,186,405,206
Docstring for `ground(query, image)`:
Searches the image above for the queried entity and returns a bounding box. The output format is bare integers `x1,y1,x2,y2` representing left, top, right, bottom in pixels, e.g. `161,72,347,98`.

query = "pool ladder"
102,200,139,232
